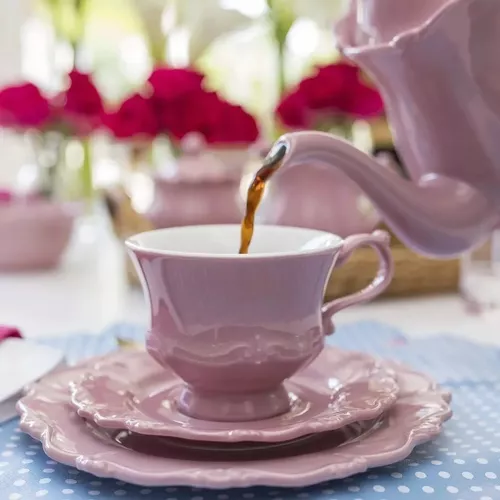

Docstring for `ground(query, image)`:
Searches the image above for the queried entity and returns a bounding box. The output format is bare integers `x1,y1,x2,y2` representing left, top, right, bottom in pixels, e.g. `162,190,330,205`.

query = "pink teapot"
264,0,500,257
148,133,244,228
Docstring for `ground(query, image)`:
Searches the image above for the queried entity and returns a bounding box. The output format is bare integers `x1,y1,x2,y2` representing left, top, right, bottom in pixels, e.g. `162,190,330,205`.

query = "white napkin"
0,338,65,423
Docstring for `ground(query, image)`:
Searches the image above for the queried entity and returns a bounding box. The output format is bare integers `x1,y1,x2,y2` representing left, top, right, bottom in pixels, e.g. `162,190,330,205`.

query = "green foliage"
266,0,295,46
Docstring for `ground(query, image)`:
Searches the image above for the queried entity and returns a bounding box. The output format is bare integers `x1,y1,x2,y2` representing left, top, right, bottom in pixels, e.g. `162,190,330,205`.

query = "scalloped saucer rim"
16,357,452,488
68,347,399,442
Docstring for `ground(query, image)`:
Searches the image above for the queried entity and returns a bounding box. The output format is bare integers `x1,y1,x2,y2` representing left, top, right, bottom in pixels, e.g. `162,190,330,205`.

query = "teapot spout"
273,131,500,257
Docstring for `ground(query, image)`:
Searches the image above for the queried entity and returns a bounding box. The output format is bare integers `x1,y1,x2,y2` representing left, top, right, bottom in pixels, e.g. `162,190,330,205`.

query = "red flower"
315,62,359,84
59,70,104,135
147,66,211,139
208,102,259,144
158,90,221,140
0,83,51,129
148,67,205,103
342,83,384,118
104,93,159,139
276,91,309,128
324,62,384,118
276,61,384,129
159,89,259,145
298,67,351,111
130,66,259,145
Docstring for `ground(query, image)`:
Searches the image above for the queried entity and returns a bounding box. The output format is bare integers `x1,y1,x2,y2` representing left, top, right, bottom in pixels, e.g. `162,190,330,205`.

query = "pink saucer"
84,416,377,461
17,355,451,488
69,347,399,442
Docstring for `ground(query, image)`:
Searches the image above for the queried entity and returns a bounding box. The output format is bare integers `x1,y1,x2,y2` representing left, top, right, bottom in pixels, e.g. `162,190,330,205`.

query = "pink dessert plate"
17,355,451,488
68,347,399,442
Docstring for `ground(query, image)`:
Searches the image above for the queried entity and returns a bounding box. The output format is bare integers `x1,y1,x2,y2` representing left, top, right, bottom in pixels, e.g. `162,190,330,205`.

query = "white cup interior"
126,224,342,258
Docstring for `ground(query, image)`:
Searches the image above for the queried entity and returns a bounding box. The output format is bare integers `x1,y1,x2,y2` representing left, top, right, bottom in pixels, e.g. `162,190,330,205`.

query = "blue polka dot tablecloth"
2,321,500,500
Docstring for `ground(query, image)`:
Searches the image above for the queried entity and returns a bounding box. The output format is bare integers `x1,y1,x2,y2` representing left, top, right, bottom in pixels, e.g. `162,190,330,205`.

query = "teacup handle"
321,230,394,335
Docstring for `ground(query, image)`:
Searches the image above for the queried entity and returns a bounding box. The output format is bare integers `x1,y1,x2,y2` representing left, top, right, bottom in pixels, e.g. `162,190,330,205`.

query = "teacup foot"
177,385,291,422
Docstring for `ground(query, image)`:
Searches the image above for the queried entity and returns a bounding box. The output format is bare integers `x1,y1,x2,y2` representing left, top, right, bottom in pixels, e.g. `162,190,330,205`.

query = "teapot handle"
321,230,394,335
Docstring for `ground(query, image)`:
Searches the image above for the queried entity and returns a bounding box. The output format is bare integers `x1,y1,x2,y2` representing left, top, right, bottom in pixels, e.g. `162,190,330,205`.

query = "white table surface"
1,222,499,346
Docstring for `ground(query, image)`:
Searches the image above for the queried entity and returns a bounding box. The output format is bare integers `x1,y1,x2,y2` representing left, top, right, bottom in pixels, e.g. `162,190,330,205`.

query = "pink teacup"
126,224,393,422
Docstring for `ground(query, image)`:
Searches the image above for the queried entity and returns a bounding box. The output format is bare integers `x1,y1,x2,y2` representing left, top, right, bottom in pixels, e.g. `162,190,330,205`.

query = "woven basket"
103,188,153,288
325,226,459,301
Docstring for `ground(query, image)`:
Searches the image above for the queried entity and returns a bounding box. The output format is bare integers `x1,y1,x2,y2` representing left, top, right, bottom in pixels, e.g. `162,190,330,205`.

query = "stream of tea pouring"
239,142,288,254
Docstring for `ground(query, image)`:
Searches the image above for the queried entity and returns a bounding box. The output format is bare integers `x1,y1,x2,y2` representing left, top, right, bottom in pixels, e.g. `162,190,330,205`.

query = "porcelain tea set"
17,0,500,488
17,224,452,488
